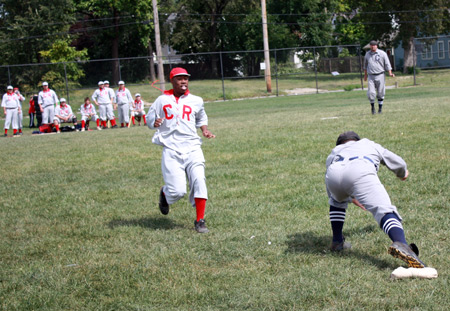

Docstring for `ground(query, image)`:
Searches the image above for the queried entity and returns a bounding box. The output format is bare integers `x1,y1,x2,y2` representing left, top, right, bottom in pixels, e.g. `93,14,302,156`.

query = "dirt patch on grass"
284,88,328,95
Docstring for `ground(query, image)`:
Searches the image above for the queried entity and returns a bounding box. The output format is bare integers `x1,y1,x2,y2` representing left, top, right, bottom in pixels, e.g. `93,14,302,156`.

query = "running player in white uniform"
131,93,146,126
146,67,215,233
2,85,22,137
38,82,59,126
325,131,426,268
92,81,117,129
53,98,78,133
80,97,101,131
13,87,25,135
115,81,133,127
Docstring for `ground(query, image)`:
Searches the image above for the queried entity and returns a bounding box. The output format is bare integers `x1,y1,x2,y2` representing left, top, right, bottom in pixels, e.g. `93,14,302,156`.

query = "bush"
407,67,421,75
343,84,361,91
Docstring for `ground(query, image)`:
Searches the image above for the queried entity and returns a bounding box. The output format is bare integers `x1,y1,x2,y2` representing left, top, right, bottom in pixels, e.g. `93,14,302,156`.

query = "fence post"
413,41,417,86
219,51,226,101
358,47,364,90
64,63,70,105
118,59,122,82
7,66,11,85
275,49,278,97
313,48,319,94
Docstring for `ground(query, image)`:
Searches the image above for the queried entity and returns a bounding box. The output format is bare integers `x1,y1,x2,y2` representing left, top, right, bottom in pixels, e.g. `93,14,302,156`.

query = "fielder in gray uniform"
2,85,22,136
92,81,117,129
147,67,215,233
115,81,133,127
325,131,426,268
364,40,395,114
38,82,59,125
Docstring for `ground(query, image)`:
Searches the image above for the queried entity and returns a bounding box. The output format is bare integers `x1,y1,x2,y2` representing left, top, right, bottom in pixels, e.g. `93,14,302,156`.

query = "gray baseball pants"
326,158,401,225
42,106,55,124
117,103,130,124
367,73,385,103
4,108,19,129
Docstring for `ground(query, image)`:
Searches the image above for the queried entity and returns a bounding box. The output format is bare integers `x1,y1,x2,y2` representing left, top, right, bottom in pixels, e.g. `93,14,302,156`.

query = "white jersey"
2,93,21,109
115,88,133,105
92,88,113,105
147,89,208,154
55,104,74,118
80,103,97,116
326,138,407,178
133,99,144,111
38,89,59,108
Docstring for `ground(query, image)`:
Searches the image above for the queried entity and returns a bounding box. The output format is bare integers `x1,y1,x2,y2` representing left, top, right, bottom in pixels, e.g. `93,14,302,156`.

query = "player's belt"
335,156,374,164
370,72,384,75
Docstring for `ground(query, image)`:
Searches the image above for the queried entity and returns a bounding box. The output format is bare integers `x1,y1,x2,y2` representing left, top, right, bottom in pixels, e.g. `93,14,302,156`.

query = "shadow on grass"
285,226,397,270
107,217,183,230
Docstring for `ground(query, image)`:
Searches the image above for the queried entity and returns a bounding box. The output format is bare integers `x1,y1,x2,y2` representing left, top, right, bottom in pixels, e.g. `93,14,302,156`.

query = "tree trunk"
402,37,415,74
148,39,156,81
111,9,120,85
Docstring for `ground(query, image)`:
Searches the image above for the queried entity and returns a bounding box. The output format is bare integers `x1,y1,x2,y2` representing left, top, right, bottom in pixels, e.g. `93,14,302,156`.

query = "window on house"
437,41,444,59
422,44,433,60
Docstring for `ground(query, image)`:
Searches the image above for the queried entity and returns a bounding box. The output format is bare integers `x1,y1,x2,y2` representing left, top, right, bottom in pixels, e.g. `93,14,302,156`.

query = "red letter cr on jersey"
163,104,173,119
182,105,192,121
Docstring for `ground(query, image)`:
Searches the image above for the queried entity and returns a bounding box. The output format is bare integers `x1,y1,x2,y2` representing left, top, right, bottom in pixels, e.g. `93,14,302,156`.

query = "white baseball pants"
3,108,19,129
99,104,115,121
326,158,401,225
161,147,208,207
81,114,98,122
42,106,55,124
367,73,386,103
117,103,130,124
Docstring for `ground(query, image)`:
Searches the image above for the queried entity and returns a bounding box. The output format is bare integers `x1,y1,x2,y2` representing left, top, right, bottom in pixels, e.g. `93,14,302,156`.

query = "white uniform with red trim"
54,104,76,124
2,92,21,130
115,87,133,124
146,89,209,207
132,99,145,117
80,103,99,122
92,87,114,121
38,89,59,124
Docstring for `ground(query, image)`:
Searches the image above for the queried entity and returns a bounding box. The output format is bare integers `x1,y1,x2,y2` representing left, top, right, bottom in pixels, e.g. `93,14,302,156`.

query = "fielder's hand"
352,198,366,211
202,129,215,139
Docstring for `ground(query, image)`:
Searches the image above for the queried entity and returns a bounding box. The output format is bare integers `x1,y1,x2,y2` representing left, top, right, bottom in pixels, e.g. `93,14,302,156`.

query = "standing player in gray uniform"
364,40,395,114
92,81,117,129
115,81,133,127
325,131,426,268
2,85,22,136
146,67,215,233
38,82,59,126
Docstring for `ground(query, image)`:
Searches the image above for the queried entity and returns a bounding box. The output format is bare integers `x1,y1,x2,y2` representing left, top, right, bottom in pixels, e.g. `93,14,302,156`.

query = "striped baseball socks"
380,213,407,244
329,206,346,243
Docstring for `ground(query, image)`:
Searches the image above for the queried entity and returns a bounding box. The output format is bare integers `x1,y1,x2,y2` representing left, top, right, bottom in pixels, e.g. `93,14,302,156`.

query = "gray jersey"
364,49,392,74
1,93,21,109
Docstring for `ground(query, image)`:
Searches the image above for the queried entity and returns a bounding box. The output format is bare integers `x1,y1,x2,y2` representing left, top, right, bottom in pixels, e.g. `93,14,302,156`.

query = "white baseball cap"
104,80,110,84
60,98,66,102
42,82,49,86
7,85,13,90
135,93,141,97
118,81,125,85
98,81,104,85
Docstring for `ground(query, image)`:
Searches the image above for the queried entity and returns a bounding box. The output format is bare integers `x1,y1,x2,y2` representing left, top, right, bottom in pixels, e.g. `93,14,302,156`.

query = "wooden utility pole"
261,0,272,93
152,0,165,90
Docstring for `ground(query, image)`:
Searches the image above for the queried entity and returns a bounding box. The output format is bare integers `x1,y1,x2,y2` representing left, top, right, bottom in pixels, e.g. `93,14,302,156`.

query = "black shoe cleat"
194,219,209,233
388,242,426,268
331,237,351,251
158,187,169,215
112,125,118,128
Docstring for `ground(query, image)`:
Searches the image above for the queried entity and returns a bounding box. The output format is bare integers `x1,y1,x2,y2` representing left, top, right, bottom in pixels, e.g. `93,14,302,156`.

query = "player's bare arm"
200,125,215,138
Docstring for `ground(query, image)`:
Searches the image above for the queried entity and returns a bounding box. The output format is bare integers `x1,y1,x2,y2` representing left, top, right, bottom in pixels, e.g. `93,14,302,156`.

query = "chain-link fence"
2,41,448,107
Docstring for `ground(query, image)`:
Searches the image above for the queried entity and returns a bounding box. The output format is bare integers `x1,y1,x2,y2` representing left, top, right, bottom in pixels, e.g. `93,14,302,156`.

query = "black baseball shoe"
158,187,169,215
388,241,426,268
330,238,351,251
371,106,375,115
378,106,382,114
112,125,118,129
194,219,209,233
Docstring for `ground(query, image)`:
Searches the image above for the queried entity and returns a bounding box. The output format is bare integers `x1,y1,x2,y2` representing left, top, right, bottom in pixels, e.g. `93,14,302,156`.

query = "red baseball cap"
13,87,19,90
170,67,190,80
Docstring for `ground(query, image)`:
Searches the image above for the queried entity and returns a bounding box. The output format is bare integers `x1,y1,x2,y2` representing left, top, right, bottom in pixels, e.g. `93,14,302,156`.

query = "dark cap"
336,131,361,146
369,40,378,46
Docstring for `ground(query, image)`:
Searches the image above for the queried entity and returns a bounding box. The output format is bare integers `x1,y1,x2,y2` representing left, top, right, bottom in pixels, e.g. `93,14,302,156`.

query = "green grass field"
1,84,449,310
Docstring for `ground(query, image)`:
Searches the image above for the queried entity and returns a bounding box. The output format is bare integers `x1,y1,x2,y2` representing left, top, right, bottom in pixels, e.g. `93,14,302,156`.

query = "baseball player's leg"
41,107,49,124
118,105,124,126
106,104,117,127
99,105,107,128
123,104,130,125
367,77,376,114
376,75,386,113
53,117,61,132
161,148,187,205
4,111,12,130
